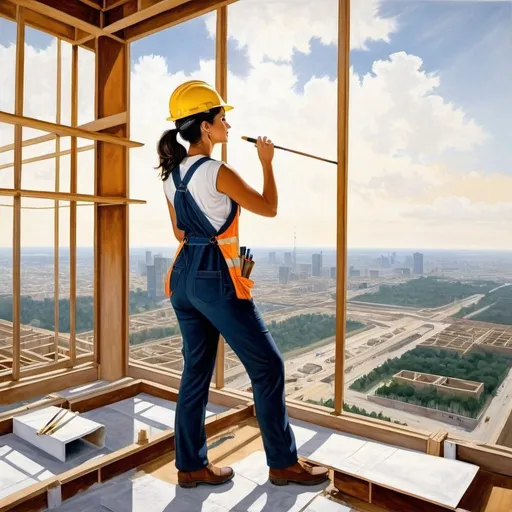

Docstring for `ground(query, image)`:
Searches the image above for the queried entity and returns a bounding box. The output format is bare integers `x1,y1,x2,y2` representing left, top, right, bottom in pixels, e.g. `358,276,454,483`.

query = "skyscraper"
268,252,276,265
413,252,424,275
312,253,322,277
284,252,292,266
279,266,290,285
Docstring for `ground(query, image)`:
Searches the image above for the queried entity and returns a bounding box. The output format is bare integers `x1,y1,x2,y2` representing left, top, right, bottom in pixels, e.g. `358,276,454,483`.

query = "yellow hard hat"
167,80,233,122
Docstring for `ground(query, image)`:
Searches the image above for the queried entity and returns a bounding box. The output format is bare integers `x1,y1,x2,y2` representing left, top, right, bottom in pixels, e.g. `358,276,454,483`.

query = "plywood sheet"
290,419,478,509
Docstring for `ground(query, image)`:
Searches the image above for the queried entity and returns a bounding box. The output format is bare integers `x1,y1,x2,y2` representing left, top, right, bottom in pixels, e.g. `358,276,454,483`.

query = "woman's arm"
216,136,277,217
166,198,185,242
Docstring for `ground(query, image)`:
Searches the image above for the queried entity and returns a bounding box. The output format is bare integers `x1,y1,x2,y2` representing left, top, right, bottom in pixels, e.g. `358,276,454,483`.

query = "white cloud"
403,196,512,223
204,0,398,64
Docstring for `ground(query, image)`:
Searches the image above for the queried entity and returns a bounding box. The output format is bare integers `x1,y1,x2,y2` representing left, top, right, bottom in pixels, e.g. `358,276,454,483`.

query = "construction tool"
241,136,337,165
44,411,79,436
37,408,67,436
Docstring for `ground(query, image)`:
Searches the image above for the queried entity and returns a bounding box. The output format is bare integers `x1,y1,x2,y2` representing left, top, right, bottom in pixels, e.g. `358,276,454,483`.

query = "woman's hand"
256,136,274,165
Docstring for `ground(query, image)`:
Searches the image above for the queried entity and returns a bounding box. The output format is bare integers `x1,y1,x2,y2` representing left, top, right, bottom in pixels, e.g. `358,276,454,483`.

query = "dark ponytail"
156,106,223,181
156,129,187,181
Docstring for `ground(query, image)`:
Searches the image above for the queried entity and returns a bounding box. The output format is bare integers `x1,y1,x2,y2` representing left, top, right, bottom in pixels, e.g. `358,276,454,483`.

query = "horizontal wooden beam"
123,0,237,42
104,0,133,10
0,111,143,148
103,0,188,34
0,0,95,53
0,187,147,205
78,0,103,10
0,363,98,405
8,0,103,36
455,441,512,478
128,363,251,409
0,112,128,154
0,144,94,171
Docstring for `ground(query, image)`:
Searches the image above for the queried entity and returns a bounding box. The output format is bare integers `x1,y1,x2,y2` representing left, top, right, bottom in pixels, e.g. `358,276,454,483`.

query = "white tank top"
162,155,232,231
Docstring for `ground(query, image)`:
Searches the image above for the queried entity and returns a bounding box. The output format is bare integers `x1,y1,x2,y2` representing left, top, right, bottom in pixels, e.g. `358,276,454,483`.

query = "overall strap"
171,156,212,193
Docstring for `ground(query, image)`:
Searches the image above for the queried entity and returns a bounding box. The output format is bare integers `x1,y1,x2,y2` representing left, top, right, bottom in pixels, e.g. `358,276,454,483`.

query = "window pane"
0,196,13,379
345,0,512,438
128,14,215,372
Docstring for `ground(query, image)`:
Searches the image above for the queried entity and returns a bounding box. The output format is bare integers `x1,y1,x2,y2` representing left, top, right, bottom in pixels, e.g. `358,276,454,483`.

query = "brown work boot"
269,460,329,486
178,463,234,488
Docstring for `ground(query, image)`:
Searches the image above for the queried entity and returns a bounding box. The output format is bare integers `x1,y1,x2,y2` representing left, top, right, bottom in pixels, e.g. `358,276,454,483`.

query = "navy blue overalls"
167,156,298,472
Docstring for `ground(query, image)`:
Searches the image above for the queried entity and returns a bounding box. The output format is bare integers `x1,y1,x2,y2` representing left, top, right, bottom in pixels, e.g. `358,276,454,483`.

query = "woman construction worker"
157,80,329,489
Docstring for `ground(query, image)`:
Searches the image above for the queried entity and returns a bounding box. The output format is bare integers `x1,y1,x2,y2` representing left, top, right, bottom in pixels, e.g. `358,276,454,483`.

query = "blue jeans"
170,263,298,472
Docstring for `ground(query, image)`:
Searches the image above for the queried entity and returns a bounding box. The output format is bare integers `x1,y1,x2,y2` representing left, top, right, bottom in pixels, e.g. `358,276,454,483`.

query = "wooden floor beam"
0,363,98,405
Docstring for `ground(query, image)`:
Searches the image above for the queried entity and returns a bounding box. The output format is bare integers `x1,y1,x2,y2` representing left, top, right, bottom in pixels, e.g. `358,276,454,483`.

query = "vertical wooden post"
95,36,129,381
214,5,228,390
12,6,25,381
54,38,62,362
334,0,350,415
69,44,78,366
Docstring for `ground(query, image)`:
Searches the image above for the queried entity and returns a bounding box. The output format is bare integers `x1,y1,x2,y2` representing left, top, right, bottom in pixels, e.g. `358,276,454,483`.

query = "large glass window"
128,15,215,371
344,0,512,441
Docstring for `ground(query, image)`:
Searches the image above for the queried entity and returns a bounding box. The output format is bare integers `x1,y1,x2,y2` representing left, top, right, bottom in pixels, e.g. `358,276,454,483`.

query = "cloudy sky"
0,0,511,250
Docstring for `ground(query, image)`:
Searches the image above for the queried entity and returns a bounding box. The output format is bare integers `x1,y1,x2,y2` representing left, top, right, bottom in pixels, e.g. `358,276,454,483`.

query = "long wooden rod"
0,145,94,171
0,188,146,204
54,38,62,362
12,5,25,381
0,111,143,148
241,136,337,166
214,5,228,390
334,0,350,415
70,45,79,367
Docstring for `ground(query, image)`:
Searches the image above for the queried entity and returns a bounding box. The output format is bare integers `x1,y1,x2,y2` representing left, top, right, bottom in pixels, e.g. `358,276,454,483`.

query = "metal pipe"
241,136,337,165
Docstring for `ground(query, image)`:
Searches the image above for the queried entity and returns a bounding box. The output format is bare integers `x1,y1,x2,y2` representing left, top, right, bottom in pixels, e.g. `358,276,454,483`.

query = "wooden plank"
103,0,186,33
481,487,512,512
0,1,94,53
0,188,146,204
78,0,103,10
0,113,127,154
128,363,252,408
123,0,237,42
456,442,512,478
0,144,94,171
54,38,62,363
104,0,138,27
69,379,142,412
12,6,24,382
333,471,370,502
371,484,450,512
427,429,448,457
96,37,129,381
0,364,98,405
334,0,350,415
0,111,143,147
8,0,102,35
104,0,133,10
69,45,78,367
214,5,227,390
15,354,95,380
